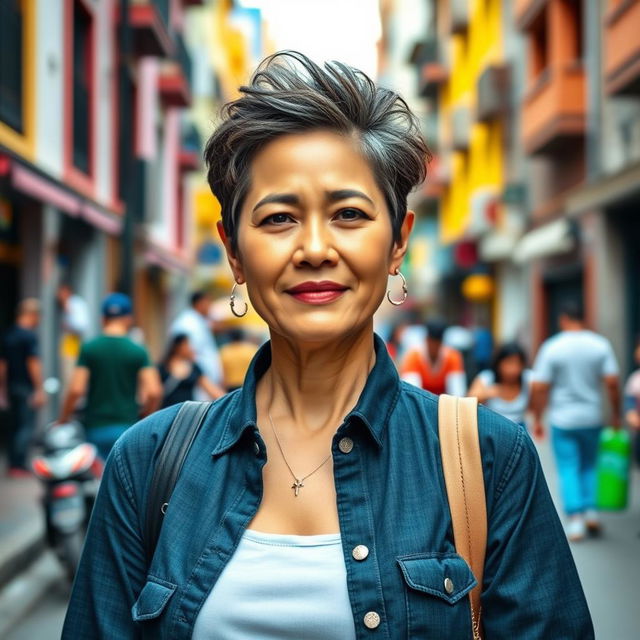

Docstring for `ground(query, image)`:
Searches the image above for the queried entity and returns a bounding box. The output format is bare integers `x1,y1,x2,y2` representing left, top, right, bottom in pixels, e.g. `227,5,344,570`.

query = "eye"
335,208,368,221
261,213,295,225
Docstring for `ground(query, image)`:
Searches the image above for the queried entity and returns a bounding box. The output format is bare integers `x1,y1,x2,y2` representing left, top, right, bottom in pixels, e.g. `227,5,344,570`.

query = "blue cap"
101,293,132,318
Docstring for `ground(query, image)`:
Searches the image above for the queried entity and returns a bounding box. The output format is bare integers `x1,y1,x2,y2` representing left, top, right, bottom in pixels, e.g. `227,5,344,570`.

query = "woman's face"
224,130,413,344
498,354,524,384
177,339,195,361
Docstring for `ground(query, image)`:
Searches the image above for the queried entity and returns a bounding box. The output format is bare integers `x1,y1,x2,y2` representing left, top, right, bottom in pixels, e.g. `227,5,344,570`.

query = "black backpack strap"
144,400,213,564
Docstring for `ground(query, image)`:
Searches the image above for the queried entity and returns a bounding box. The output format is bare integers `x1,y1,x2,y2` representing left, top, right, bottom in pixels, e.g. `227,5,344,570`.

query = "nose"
293,215,339,268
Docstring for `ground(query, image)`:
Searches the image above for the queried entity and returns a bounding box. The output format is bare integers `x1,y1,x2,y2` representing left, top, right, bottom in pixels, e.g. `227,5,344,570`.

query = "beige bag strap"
438,394,486,640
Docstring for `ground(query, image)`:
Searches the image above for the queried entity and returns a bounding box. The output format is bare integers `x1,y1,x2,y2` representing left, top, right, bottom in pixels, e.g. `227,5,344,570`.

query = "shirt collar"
211,333,400,456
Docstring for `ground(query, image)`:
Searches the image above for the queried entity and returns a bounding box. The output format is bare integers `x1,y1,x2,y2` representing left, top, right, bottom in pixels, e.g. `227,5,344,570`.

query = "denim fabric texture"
62,335,593,639
551,426,602,515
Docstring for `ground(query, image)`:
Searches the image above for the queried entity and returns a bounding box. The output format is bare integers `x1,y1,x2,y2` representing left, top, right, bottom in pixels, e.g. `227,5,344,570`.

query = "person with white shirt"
57,282,90,391
170,291,224,399
531,302,621,542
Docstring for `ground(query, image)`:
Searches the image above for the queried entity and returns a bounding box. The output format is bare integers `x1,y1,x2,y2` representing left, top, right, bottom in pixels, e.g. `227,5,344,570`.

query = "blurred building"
403,0,640,372
0,0,204,418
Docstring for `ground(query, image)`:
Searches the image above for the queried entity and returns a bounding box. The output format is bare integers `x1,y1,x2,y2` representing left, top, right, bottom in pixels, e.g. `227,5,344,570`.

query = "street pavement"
2,435,639,639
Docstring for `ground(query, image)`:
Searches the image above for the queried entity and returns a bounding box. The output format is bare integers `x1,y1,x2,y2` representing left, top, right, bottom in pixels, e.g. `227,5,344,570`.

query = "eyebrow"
252,189,374,212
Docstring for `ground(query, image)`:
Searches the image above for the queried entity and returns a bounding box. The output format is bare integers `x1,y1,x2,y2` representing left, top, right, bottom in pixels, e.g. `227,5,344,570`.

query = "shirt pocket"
131,576,177,624
397,552,477,639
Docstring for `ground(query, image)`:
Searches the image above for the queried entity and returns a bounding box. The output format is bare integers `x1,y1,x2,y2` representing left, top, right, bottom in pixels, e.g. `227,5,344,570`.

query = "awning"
1,154,123,235
513,218,576,264
479,229,519,262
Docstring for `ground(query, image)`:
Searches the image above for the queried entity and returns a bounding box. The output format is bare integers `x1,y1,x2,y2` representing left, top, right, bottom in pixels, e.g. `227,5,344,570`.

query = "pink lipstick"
286,281,348,305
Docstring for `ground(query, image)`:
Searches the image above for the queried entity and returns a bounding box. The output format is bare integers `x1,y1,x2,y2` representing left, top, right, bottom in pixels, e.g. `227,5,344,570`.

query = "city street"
3,436,639,639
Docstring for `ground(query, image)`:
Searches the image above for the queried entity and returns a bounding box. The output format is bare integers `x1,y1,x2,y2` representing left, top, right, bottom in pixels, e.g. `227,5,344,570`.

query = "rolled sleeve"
532,343,553,383
481,425,594,638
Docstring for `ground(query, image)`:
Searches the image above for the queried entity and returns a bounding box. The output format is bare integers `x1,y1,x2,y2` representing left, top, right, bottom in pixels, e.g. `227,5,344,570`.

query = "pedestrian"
170,291,224,400
57,293,162,460
158,333,225,408
219,328,258,391
623,335,640,465
56,281,90,392
0,299,46,477
468,342,531,427
531,301,621,542
63,51,592,639
400,318,467,395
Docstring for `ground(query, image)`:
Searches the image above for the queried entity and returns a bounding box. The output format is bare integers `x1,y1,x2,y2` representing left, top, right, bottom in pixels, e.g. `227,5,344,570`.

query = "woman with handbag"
63,51,592,639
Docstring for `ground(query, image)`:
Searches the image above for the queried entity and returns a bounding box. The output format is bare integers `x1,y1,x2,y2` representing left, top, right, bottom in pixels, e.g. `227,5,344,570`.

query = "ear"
389,211,415,275
217,221,245,285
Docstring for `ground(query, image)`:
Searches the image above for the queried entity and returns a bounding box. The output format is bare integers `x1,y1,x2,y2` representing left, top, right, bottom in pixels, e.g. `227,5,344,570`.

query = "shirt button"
363,611,381,629
352,545,369,561
253,441,260,455
338,437,354,454
444,577,454,594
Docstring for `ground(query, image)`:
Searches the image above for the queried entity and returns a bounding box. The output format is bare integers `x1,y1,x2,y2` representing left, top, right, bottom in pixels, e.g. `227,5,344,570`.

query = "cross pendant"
292,479,304,496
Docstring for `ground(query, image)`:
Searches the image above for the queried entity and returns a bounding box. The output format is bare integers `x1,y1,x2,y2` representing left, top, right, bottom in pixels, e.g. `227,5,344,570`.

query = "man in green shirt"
59,293,161,459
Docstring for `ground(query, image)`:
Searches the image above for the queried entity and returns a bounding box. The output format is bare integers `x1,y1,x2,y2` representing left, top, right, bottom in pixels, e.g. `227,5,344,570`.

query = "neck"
17,318,33,330
258,325,377,434
103,321,128,336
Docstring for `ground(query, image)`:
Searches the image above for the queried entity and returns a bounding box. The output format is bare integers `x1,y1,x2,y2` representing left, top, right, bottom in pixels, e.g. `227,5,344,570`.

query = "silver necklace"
267,412,333,497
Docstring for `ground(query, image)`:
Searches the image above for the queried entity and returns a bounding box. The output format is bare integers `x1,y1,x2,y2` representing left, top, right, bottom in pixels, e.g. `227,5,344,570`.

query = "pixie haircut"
204,51,430,250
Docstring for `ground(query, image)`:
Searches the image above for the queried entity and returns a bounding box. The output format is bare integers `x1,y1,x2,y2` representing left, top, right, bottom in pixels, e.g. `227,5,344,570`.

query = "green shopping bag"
596,427,631,511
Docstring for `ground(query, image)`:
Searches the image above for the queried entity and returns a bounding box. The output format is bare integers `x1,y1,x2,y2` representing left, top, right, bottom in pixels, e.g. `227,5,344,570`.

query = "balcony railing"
158,34,192,107
179,122,201,172
604,0,640,95
130,0,172,57
417,39,448,99
477,64,510,122
521,62,586,154
451,0,469,35
451,105,471,151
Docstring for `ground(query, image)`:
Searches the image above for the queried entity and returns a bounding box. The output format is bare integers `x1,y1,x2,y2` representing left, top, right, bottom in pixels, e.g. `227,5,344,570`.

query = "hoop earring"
230,282,248,317
386,270,408,306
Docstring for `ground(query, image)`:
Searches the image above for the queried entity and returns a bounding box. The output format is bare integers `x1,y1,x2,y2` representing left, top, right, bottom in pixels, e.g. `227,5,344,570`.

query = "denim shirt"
63,335,593,639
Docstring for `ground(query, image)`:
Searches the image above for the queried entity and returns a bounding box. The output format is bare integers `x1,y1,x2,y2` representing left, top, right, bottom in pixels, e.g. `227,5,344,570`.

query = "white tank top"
192,529,357,640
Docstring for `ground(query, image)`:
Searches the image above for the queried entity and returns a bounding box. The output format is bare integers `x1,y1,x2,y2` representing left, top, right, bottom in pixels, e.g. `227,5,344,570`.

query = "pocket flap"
131,577,177,622
397,553,477,605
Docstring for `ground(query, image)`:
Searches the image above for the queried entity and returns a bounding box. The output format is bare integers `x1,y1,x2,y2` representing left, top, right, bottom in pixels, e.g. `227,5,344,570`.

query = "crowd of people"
387,302,639,542
0,286,258,470
1,283,638,545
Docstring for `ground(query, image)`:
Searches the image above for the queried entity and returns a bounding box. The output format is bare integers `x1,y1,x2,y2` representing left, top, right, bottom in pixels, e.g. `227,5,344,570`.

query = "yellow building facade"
438,0,505,244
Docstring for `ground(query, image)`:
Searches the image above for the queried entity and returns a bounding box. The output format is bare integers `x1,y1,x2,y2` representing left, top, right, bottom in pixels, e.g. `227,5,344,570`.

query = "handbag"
438,394,486,640
143,395,487,640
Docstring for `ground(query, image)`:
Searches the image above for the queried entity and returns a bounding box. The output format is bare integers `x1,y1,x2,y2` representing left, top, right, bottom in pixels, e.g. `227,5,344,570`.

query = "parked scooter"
31,421,103,580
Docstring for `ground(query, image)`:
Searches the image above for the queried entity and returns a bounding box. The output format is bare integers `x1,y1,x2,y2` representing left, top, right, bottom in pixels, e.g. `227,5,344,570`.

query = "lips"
285,281,348,305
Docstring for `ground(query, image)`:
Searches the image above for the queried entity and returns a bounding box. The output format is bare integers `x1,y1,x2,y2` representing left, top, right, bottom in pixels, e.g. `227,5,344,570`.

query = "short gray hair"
204,51,430,250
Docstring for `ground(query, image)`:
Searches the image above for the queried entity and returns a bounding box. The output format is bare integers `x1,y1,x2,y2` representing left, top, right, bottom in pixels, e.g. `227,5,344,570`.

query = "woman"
468,342,531,428
63,52,592,639
158,333,225,407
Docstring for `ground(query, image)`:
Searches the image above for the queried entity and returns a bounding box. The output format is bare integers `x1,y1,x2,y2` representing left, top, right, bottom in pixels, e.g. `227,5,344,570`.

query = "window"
72,1,93,174
0,0,24,132
529,11,548,81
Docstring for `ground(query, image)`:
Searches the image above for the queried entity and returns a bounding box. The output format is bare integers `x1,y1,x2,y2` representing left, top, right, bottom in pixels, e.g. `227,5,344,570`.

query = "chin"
274,314,370,345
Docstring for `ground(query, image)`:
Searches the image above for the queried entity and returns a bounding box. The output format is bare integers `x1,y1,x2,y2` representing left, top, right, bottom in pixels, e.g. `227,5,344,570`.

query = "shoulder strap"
144,400,213,564
438,394,486,640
